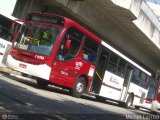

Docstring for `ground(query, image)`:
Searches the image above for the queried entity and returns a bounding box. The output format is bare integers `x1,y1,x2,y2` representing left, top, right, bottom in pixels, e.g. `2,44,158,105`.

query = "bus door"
51,27,84,88
120,65,133,102
96,52,126,100
91,46,109,94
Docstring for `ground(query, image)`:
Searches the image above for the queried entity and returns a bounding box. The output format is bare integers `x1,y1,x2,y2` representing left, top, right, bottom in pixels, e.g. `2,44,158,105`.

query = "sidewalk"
0,66,21,76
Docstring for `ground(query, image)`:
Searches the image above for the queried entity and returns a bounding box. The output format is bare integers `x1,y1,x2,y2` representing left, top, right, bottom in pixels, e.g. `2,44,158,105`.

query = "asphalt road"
0,72,158,120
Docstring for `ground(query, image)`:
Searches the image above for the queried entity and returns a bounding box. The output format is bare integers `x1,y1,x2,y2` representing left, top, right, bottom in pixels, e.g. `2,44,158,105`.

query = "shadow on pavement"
0,72,138,120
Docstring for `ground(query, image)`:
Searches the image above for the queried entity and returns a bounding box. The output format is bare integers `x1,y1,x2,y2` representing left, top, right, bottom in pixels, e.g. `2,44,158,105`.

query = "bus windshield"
13,23,62,56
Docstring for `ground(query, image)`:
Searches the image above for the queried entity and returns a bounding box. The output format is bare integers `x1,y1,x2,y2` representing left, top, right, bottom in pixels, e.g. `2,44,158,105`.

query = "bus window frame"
117,58,127,78
106,53,119,74
131,67,151,89
10,20,23,37
56,26,84,62
82,35,100,64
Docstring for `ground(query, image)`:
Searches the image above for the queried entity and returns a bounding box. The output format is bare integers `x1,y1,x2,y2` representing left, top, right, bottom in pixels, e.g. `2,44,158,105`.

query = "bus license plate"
19,63,27,69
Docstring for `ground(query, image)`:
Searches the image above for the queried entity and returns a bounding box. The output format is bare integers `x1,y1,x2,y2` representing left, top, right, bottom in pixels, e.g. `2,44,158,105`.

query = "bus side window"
82,36,99,64
140,72,147,88
132,68,140,85
57,27,83,61
145,76,150,89
117,59,126,77
107,53,118,74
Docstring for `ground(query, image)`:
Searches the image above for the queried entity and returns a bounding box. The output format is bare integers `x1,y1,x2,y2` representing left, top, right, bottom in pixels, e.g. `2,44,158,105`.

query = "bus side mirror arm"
10,22,16,36
10,19,24,36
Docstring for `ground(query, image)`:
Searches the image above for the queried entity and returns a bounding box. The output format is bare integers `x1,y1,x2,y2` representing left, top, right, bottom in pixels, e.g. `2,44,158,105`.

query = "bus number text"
35,55,44,60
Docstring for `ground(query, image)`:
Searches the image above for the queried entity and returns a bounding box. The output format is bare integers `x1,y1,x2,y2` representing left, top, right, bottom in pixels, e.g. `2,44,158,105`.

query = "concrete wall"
133,1,160,49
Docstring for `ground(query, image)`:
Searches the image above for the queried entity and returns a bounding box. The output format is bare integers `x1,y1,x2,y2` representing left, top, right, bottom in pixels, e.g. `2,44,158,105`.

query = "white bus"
0,13,21,66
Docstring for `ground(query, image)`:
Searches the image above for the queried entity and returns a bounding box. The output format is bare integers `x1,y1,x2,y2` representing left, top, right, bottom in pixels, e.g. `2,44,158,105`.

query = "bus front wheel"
36,79,49,88
70,77,86,98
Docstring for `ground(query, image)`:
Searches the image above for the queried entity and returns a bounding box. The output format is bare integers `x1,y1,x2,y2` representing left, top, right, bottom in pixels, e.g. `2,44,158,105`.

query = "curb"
0,66,22,76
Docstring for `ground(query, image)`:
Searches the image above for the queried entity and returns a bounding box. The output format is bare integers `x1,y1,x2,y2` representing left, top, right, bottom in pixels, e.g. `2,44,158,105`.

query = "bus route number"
35,55,44,60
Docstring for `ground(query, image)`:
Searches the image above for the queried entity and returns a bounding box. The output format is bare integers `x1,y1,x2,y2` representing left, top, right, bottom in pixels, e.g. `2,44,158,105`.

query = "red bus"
6,12,151,108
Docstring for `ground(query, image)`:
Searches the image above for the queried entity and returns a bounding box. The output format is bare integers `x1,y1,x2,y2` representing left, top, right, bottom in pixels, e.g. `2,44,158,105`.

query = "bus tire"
36,79,49,88
125,94,133,108
135,105,140,109
96,96,106,102
151,111,158,115
70,77,86,98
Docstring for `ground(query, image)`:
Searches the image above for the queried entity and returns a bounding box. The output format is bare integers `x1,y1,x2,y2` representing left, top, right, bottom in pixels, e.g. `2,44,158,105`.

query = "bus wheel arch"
79,74,88,91
70,75,87,98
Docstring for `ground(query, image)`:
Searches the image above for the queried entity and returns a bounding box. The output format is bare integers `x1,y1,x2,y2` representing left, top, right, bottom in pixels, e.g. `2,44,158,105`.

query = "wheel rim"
76,82,84,93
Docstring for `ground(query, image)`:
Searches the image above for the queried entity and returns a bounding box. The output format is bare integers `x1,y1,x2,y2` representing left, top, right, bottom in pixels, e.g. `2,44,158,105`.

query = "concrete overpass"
12,0,160,76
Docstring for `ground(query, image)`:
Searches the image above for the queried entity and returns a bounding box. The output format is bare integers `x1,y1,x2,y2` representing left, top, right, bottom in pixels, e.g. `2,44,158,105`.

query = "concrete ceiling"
42,0,160,74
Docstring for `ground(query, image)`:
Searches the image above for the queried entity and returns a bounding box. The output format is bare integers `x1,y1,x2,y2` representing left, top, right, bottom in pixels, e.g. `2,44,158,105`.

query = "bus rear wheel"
70,77,86,98
135,105,140,109
125,94,134,108
95,96,106,102
36,79,49,88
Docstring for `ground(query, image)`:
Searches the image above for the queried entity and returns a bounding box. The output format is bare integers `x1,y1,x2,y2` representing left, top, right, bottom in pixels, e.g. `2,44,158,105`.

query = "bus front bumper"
6,55,51,80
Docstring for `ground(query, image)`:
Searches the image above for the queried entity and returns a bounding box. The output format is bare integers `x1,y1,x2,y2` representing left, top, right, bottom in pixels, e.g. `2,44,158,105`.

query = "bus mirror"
10,22,15,35
10,19,23,36
64,35,71,50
